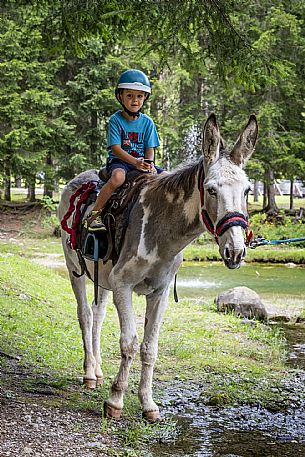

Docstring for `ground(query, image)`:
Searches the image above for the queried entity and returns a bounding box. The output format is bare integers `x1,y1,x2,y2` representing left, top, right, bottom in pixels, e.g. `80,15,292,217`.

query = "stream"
149,262,305,457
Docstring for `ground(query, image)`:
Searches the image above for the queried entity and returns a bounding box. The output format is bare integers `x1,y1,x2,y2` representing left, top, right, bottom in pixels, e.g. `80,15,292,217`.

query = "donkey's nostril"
225,247,230,259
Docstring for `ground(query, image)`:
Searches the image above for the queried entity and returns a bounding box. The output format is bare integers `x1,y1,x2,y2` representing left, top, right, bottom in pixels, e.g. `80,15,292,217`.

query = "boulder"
215,286,268,321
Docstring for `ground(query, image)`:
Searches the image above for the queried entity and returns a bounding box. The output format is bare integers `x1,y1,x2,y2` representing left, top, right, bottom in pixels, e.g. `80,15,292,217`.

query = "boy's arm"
144,147,154,161
111,145,150,171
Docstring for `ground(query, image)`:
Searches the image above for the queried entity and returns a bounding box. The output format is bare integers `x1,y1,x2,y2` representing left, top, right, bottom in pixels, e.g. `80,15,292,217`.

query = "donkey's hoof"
142,410,161,422
103,401,122,420
96,376,103,386
84,378,97,389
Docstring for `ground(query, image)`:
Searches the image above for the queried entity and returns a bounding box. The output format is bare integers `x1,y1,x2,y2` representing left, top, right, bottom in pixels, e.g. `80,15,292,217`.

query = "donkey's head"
202,113,258,269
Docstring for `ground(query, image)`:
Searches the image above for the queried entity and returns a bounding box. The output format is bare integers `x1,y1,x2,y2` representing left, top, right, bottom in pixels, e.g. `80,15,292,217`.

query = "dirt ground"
0,356,117,457
0,206,119,456
0,203,48,240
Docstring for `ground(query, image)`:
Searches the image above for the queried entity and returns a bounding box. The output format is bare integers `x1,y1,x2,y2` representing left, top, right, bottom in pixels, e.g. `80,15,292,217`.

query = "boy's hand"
144,158,157,174
135,157,151,171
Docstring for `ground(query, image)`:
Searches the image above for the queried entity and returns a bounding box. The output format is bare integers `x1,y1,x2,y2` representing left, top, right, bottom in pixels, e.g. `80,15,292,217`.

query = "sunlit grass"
248,195,305,211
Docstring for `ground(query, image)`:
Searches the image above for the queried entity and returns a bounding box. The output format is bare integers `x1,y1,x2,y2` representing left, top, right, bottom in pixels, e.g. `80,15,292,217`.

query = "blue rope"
249,236,305,249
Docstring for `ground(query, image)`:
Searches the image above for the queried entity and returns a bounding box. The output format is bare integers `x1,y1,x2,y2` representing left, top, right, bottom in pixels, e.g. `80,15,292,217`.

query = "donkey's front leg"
139,287,169,422
104,286,138,419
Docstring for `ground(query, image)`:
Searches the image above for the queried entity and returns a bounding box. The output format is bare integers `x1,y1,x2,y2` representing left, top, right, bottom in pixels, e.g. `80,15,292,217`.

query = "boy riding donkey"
85,69,163,232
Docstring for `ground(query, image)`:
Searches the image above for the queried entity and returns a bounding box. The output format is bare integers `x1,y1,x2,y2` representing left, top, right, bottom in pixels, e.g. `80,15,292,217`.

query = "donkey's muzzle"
223,246,246,269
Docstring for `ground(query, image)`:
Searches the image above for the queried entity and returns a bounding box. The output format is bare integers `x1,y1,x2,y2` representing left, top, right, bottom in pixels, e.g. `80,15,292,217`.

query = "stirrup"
82,232,101,261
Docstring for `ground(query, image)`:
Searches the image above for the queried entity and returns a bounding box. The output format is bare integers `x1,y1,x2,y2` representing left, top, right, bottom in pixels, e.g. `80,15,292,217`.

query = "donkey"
58,113,258,421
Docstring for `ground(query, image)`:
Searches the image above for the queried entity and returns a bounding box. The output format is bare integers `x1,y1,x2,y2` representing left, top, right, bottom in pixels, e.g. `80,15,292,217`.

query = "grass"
248,195,305,211
183,241,305,264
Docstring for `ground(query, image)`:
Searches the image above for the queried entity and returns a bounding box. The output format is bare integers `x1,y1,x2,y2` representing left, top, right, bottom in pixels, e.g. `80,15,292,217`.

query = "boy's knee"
111,169,126,188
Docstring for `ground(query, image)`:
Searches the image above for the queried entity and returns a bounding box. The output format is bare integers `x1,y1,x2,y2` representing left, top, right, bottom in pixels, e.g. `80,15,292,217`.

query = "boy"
87,69,163,232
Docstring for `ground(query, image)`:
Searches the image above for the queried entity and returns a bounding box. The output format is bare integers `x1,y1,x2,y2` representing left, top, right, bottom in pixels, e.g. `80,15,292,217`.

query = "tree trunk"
90,109,98,159
264,166,278,213
44,152,54,198
3,166,11,201
253,180,259,202
26,176,36,201
289,180,294,211
162,90,170,169
15,176,22,188
263,181,267,210
162,136,170,171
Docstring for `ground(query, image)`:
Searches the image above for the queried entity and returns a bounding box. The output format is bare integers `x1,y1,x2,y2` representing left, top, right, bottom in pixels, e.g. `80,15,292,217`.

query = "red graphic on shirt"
123,139,131,147
128,132,138,142
130,150,140,157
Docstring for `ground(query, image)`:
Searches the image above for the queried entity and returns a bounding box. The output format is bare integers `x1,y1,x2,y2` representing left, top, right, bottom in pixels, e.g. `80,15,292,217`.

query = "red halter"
198,168,251,243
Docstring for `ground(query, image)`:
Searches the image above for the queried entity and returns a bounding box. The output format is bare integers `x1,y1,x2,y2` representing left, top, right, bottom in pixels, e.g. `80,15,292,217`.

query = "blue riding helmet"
115,69,151,97
115,70,151,117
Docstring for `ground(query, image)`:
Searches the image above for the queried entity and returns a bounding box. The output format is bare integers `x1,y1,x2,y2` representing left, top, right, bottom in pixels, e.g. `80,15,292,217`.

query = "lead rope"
249,236,305,249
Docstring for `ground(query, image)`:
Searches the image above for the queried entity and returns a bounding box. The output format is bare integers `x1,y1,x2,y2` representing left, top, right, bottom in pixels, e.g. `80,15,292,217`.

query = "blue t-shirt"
107,111,160,160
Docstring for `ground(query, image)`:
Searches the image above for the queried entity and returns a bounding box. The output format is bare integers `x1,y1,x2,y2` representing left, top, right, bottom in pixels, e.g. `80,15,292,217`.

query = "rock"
285,262,297,268
215,286,268,321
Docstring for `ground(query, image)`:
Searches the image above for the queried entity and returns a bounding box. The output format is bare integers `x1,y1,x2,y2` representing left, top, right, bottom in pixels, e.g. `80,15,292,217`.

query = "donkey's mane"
145,158,203,199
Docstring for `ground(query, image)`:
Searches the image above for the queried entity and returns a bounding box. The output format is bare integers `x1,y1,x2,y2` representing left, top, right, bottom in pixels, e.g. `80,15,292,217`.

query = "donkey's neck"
140,161,204,258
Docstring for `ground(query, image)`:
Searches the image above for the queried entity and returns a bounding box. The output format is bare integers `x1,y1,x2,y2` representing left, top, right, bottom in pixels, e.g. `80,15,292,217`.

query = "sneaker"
87,215,107,232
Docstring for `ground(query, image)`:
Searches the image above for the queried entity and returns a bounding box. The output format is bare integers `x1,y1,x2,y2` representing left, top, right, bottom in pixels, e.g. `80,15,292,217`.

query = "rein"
198,167,250,243
61,181,98,249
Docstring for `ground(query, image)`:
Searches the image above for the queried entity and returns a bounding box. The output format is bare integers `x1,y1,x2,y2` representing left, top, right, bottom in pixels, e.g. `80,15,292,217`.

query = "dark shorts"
106,158,164,176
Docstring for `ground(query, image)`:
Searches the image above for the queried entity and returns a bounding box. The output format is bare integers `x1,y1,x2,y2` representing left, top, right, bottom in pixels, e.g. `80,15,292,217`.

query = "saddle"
75,168,151,268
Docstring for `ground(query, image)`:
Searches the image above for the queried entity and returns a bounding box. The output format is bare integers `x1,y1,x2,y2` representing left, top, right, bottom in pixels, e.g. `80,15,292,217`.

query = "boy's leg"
87,168,126,232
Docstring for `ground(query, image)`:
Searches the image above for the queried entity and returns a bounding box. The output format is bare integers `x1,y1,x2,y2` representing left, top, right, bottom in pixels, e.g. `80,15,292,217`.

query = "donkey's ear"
230,115,258,167
202,113,221,166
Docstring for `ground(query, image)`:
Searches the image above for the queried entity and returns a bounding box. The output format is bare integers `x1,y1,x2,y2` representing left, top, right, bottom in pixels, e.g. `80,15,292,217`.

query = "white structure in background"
251,180,305,197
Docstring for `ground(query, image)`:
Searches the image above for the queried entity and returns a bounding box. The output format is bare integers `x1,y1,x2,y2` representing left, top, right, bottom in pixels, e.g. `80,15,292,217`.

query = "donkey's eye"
207,187,217,196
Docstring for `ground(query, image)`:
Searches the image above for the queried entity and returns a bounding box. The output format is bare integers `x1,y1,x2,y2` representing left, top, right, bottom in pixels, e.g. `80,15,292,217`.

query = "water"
150,405,305,457
152,262,305,457
176,262,305,303
283,324,305,369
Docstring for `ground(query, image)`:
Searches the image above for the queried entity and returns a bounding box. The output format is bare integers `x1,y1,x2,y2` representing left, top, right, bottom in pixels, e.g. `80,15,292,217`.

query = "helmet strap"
121,103,141,118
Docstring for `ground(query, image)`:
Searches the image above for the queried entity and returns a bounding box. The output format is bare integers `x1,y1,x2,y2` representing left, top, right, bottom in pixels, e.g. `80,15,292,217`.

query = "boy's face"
120,89,147,114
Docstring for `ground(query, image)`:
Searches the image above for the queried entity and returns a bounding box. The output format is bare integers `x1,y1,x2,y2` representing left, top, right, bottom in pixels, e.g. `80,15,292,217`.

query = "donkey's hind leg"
92,287,109,385
69,272,97,388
